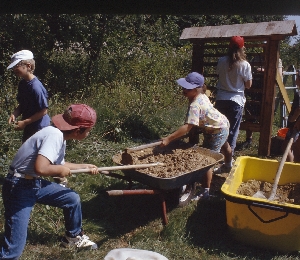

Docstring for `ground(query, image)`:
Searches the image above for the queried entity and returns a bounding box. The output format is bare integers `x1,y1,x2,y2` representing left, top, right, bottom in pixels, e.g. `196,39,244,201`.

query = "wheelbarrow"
107,144,224,224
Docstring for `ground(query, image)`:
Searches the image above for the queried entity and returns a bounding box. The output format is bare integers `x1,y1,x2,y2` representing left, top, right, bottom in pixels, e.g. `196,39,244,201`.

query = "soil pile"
237,179,300,204
114,143,220,178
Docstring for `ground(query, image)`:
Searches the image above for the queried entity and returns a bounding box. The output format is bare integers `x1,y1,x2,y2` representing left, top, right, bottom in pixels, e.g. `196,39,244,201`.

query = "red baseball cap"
52,104,97,131
229,36,244,49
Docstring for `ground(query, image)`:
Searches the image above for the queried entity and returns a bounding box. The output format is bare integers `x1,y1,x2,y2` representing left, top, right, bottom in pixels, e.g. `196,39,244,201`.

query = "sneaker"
213,164,232,174
241,140,252,150
61,233,97,250
191,190,210,201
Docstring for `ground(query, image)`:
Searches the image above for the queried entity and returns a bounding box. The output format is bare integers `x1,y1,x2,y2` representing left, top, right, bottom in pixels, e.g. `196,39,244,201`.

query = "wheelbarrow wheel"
176,182,197,208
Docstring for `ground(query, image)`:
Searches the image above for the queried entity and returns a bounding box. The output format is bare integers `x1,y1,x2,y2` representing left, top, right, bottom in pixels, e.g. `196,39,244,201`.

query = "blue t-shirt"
17,77,51,132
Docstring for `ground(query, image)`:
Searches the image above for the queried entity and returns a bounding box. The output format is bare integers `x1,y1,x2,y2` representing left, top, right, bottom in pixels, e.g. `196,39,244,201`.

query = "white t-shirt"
216,56,252,106
10,126,66,177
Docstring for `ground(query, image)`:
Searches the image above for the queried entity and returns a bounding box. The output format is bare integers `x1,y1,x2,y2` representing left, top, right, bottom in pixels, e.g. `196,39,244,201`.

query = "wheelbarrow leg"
159,193,168,225
107,189,169,225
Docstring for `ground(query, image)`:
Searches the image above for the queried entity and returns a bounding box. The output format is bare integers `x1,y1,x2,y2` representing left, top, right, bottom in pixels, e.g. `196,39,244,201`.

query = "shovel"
69,162,165,174
53,162,164,183
252,135,294,200
121,141,162,165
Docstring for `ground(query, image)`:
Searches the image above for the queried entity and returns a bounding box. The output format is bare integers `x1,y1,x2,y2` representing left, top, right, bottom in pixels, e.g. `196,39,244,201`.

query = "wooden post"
189,42,204,144
192,41,204,74
258,38,280,156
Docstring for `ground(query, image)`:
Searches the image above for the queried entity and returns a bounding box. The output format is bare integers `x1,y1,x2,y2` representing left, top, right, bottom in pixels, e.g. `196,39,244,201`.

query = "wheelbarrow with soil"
108,142,223,224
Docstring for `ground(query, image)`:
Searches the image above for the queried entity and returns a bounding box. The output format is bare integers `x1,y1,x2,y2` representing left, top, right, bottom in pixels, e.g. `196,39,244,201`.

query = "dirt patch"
114,143,220,178
237,180,300,204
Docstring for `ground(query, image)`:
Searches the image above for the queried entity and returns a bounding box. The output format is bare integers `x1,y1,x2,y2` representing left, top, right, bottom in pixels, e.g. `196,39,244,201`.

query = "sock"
204,188,210,194
224,160,233,168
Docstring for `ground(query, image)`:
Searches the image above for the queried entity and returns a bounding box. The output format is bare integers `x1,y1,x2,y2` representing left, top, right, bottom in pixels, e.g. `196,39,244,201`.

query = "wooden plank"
202,62,218,66
276,70,291,113
257,39,279,156
204,73,218,77
180,21,297,40
245,88,263,93
239,122,261,132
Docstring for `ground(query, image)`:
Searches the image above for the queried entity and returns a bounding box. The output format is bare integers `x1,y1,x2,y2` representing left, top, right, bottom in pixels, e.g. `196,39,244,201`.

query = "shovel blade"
121,152,133,165
252,191,267,199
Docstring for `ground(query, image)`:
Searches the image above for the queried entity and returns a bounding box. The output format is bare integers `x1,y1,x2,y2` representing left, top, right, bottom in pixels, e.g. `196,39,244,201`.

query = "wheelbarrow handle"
70,162,165,174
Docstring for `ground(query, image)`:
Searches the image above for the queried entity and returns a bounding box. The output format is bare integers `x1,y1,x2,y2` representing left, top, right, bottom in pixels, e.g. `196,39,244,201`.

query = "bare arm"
161,124,194,146
244,79,252,89
63,162,99,175
34,154,71,178
34,155,99,177
8,105,21,124
14,108,48,130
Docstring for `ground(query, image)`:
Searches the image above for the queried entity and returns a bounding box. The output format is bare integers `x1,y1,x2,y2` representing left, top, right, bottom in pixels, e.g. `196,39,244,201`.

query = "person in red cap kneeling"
0,104,99,259
213,36,252,174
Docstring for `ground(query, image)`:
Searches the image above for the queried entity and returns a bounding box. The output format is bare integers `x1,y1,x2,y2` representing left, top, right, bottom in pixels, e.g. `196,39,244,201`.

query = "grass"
0,126,299,260
0,83,297,259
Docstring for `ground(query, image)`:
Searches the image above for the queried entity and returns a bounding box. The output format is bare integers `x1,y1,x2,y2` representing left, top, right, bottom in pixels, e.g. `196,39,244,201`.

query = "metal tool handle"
70,162,165,174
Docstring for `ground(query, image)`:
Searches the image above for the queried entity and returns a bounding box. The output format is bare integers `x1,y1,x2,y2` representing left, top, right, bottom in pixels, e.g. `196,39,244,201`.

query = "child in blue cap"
161,72,232,200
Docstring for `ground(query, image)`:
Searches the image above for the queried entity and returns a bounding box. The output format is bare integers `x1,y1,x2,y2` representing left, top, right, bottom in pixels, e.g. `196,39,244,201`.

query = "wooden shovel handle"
268,137,294,200
70,162,165,174
126,141,162,152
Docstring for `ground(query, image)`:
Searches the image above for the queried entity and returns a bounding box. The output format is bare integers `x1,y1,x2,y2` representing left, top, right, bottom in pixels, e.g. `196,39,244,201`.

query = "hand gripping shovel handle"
70,162,165,174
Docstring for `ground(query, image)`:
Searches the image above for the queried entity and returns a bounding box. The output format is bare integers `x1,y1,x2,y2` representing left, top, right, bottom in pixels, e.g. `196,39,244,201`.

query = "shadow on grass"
102,114,161,142
186,199,300,259
80,181,178,237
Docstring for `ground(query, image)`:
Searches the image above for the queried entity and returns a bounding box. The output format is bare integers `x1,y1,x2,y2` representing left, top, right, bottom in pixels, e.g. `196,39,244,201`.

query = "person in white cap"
160,72,232,200
7,50,51,143
0,104,99,259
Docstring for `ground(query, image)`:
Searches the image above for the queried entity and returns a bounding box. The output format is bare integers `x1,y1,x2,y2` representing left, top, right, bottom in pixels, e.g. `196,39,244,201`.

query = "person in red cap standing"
213,36,252,174
0,104,99,259
7,50,51,143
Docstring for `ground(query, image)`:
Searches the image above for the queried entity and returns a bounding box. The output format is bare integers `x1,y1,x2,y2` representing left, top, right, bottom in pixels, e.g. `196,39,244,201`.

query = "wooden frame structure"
180,21,297,156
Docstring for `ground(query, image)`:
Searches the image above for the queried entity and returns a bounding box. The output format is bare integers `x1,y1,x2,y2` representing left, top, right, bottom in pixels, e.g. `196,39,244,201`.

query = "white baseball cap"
7,50,34,70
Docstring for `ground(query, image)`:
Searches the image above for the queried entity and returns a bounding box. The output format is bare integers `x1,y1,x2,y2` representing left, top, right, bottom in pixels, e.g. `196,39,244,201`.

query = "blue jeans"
203,128,229,152
215,100,244,155
0,175,83,260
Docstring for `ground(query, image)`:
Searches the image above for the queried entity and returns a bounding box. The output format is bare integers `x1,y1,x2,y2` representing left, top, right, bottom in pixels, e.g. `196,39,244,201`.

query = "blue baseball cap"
177,72,204,90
